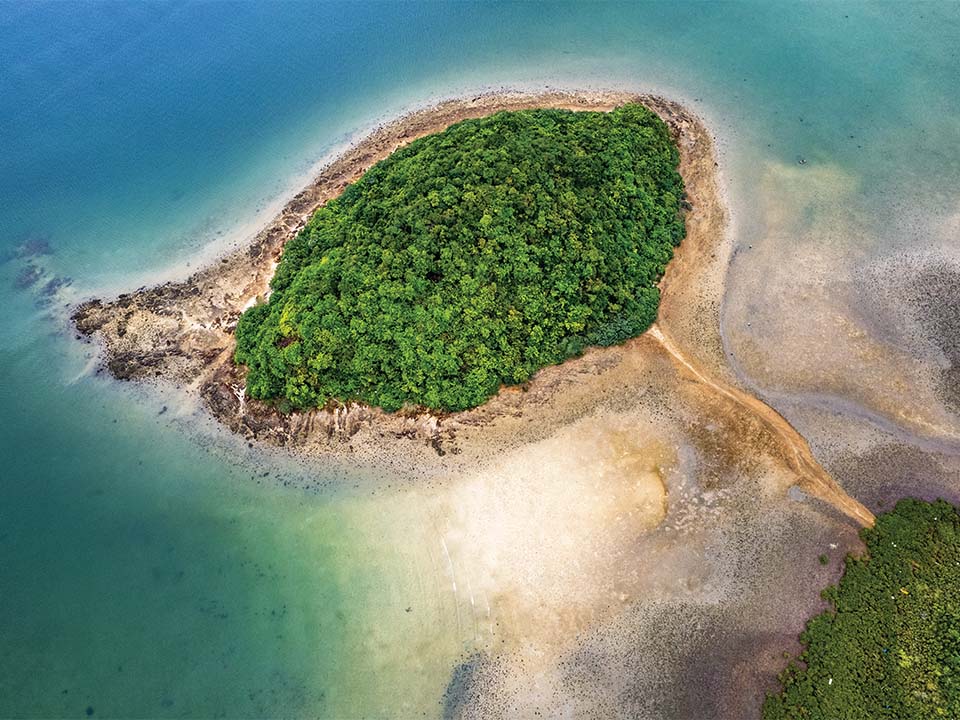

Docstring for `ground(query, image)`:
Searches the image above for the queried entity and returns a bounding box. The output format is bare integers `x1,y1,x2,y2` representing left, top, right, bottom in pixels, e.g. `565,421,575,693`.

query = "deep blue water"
1,2,959,717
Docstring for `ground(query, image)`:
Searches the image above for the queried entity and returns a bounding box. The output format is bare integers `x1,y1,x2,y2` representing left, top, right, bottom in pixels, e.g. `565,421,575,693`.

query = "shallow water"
2,2,959,717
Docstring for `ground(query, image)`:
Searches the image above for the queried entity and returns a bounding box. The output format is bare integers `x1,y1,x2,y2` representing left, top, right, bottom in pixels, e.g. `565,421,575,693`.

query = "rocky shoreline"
72,89,728,471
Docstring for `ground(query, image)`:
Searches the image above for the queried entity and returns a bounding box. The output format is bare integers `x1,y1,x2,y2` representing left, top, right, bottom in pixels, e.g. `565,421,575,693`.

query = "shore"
71,88,870,524
70,91,703,456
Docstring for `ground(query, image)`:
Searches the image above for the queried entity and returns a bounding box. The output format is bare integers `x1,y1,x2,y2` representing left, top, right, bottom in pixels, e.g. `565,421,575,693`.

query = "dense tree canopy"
235,104,685,412
764,499,960,720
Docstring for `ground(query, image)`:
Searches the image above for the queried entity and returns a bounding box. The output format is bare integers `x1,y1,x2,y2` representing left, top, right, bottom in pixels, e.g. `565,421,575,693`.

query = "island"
70,90,707,463
71,89,873,525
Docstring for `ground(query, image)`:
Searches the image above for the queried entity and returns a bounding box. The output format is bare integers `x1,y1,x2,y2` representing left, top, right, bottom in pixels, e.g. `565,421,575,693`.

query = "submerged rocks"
14,264,41,289
1,232,53,265
40,275,72,296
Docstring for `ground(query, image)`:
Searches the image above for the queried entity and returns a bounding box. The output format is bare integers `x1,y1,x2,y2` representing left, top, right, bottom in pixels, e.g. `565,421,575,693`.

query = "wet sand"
720,161,960,451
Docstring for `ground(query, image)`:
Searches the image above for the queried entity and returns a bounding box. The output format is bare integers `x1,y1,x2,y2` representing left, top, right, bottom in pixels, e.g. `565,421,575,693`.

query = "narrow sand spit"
649,324,874,526
71,88,873,527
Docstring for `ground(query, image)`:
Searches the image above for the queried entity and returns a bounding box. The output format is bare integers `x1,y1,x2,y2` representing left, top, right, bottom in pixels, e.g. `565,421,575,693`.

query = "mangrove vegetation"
764,498,960,720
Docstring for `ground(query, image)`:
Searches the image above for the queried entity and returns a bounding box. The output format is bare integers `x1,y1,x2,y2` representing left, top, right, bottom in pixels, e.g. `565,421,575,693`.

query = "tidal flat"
68,89,888,717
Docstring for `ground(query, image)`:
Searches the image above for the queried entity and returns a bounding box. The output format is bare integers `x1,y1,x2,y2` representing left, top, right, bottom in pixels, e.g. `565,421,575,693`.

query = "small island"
235,104,685,413
71,89,873,525
70,90,709,462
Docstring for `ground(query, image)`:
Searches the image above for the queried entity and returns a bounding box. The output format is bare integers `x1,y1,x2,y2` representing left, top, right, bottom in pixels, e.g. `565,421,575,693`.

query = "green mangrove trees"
765,498,960,720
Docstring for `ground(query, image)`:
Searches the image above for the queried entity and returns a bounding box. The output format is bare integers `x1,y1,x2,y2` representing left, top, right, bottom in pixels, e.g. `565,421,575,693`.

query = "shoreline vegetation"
71,88,872,526
764,499,960,719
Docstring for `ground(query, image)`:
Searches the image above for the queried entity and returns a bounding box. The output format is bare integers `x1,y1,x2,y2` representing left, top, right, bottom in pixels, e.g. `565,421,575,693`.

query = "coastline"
71,90,709,457
71,88,871,524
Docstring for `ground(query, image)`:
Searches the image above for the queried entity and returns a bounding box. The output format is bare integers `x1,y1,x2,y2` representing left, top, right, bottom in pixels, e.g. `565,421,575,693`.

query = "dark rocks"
106,351,167,380
72,300,107,335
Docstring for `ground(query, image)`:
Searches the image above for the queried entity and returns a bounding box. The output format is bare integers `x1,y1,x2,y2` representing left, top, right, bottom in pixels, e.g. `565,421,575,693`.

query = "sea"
1,2,958,717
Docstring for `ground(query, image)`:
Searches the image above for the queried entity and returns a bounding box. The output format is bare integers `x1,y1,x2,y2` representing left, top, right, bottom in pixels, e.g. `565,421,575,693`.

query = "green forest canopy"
234,103,685,412
764,498,960,720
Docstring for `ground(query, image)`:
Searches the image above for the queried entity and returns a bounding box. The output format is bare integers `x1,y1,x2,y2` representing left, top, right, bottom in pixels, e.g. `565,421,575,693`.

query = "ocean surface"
1,2,959,717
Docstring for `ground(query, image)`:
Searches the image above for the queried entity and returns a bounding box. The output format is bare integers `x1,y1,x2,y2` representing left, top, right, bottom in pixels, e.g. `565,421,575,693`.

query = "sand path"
649,323,875,526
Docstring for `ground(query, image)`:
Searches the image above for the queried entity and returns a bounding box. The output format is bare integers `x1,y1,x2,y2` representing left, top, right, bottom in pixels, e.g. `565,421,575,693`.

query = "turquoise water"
1,2,959,717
